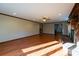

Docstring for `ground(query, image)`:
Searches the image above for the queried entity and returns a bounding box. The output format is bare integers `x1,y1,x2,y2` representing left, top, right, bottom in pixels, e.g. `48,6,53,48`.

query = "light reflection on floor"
21,41,66,56
22,41,58,53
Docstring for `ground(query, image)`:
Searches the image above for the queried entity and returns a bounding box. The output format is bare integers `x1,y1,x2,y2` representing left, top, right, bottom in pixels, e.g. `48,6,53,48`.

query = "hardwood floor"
0,34,69,56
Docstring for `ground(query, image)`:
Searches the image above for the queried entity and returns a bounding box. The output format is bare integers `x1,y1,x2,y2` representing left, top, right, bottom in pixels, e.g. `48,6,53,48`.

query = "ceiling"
0,3,74,23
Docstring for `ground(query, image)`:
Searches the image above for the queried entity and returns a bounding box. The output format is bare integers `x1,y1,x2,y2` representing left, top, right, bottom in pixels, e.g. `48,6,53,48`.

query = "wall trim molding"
0,13,40,24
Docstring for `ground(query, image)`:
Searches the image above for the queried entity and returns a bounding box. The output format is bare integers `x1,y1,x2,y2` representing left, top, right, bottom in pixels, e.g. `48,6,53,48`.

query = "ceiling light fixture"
42,16,48,22
43,19,46,22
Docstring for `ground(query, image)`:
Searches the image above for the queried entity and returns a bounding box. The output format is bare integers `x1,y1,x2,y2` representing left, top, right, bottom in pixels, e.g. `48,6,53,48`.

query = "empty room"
0,3,79,56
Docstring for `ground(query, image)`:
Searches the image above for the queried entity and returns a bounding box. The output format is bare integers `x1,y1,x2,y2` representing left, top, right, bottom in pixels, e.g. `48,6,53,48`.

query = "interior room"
0,3,79,56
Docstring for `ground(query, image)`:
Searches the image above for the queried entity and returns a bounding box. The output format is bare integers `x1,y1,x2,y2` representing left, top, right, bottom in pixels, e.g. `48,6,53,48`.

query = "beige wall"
0,14,39,42
43,23,54,34
43,22,68,35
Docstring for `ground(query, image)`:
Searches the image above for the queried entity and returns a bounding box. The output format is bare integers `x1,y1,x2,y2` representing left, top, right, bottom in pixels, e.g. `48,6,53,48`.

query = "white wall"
0,14,39,42
43,22,68,35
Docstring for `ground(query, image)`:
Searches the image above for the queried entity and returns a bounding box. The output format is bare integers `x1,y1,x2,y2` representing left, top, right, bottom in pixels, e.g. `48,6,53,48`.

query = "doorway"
54,24,62,35
39,23,43,34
